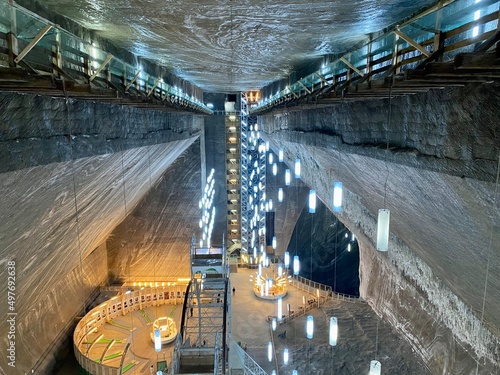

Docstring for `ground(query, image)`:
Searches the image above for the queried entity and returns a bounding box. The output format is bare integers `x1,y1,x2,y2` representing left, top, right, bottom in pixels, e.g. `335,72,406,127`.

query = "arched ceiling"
36,0,437,92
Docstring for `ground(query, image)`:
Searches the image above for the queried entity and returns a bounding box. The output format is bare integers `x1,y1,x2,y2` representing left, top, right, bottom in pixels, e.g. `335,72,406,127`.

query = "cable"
383,77,394,208
62,80,87,324
475,150,500,374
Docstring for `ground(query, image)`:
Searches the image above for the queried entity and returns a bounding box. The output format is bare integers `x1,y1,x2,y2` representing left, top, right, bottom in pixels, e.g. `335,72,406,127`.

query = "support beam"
89,54,113,82
14,24,52,64
147,78,162,97
297,80,311,94
394,29,431,57
340,57,365,77
314,72,331,86
125,70,141,91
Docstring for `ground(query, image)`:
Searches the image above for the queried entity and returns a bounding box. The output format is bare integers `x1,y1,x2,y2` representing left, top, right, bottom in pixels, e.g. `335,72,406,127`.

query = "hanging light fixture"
309,189,316,213
272,317,277,331
284,252,290,268
272,163,277,176
283,348,289,365
268,342,273,362
294,158,301,178
376,208,390,251
272,236,277,249
329,317,338,346
277,295,283,321
333,181,342,212
285,169,291,186
154,328,161,352
306,315,314,339
269,199,273,211
292,371,297,375
278,263,283,277
269,153,273,165
347,243,351,252
279,148,284,162
278,188,283,202
369,360,381,375
293,255,300,275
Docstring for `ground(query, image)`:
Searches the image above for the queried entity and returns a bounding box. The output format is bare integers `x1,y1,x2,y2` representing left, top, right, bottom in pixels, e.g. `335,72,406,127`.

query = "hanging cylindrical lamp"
268,341,273,362
329,317,338,346
333,181,343,212
278,188,284,202
154,328,161,352
294,158,301,178
376,208,390,251
269,153,273,165
283,348,289,365
284,252,290,268
279,148,284,162
272,236,277,249
285,169,291,186
269,199,273,211
347,243,351,252
272,163,277,176
292,371,297,375
293,255,300,275
277,295,283,321
306,315,314,339
309,189,316,213
278,263,283,277
272,317,277,331
266,141,270,151
369,360,381,375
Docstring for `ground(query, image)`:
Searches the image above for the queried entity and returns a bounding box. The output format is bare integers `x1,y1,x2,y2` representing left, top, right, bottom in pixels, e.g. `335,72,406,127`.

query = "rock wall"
0,92,202,374
107,141,203,281
258,82,500,373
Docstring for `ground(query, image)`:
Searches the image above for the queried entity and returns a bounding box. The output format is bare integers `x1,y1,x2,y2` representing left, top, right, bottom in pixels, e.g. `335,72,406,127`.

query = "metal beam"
89,54,113,82
340,57,365,77
394,29,431,57
14,24,52,64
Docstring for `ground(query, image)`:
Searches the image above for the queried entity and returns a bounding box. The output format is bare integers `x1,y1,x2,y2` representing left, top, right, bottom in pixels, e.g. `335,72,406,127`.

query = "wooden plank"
14,25,52,64
454,51,500,69
394,29,431,57
340,57,365,77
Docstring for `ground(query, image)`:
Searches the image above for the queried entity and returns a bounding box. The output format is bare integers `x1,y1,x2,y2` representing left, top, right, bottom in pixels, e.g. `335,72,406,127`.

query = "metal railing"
0,0,212,114
252,0,500,113
229,337,268,375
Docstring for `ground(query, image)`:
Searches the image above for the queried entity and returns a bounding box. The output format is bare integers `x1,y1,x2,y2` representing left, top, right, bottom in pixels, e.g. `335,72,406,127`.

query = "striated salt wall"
258,82,500,374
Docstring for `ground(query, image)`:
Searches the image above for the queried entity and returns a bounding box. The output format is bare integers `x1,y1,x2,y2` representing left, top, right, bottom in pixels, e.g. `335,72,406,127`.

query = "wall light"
376,209,390,251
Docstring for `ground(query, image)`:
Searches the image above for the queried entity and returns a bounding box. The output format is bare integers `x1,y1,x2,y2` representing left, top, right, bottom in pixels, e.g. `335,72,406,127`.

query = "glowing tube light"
272,236,277,249
266,141,270,151
370,360,381,375
333,181,342,212
272,317,277,331
284,252,290,268
269,199,273,211
285,169,291,186
272,371,276,375
277,296,283,321
376,209,390,252
268,341,273,362
306,315,314,339
154,328,161,352
329,317,338,346
283,348,289,364
347,243,351,252
278,263,283,277
269,153,273,164
272,163,277,176
294,158,301,178
279,148,284,162
278,188,283,202
293,255,300,275
309,190,316,213
292,371,297,375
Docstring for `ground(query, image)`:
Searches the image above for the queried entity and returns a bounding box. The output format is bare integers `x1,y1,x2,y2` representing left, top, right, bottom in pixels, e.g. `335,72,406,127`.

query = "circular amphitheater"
73,284,186,375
